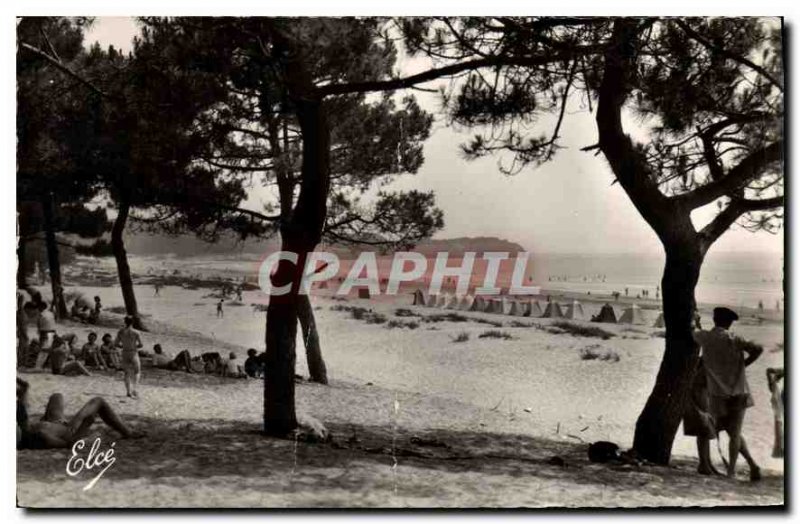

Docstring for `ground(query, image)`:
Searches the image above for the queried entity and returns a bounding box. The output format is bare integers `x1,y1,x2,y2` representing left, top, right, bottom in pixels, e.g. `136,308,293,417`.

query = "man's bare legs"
43,393,66,422
696,437,721,475
123,368,140,398
724,408,760,480
68,397,138,440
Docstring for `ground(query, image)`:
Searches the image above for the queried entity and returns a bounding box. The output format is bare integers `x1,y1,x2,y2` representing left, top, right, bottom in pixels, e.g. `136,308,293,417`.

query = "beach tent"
436,294,449,308
541,301,564,318
357,288,371,299
500,297,512,315
619,304,647,325
426,294,438,308
445,294,460,309
459,295,475,311
528,300,544,317
470,296,486,312
412,289,427,306
508,300,525,316
592,303,617,323
563,300,585,320
653,311,665,328
487,298,503,314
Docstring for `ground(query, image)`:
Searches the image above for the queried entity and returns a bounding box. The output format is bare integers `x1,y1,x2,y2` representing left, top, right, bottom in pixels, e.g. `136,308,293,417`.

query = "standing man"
217,299,224,318
115,316,143,398
693,307,763,481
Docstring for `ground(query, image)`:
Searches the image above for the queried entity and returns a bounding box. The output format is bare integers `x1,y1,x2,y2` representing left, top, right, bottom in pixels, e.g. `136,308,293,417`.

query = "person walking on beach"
115,316,143,398
217,299,224,318
693,307,763,481
154,283,161,297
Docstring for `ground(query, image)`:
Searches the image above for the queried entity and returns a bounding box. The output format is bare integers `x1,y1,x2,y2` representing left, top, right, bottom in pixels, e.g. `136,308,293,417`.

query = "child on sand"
115,316,143,398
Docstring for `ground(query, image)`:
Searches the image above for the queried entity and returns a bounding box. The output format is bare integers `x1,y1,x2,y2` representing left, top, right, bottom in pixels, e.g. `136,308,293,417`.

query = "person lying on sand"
50,335,91,376
149,344,197,373
17,378,143,449
693,307,763,481
81,332,107,369
115,316,143,398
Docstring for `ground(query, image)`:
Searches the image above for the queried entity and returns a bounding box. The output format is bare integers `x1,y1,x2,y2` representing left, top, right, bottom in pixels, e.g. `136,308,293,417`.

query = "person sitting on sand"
81,332,106,369
61,333,81,359
693,307,763,481
201,352,223,374
99,333,121,369
244,348,264,378
17,377,143,449
50,335,91,376
220,352,246,378
115,316,143,398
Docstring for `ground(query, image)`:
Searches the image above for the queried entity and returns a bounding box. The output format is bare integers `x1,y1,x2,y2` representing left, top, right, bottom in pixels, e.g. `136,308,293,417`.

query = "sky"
83,17,784,257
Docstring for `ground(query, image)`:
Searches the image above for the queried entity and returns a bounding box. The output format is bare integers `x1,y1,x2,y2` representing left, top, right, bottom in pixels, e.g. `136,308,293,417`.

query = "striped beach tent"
412,289,427,306
470,296,486,312
445,294,460,309
563,300,585,320
425,293,438,307
436,294,449,308
541,301,564,318
508,300,525,316
619,304,647,325
527,300,544,317
459,295,475,311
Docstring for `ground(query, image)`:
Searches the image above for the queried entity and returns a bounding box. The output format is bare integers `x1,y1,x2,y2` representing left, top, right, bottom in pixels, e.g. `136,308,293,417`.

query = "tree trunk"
40,193,67,318
17,237,28,290
269,113,330,386
632,242,705,464
263,63,331,435
298,294,328,384
111,197,144,330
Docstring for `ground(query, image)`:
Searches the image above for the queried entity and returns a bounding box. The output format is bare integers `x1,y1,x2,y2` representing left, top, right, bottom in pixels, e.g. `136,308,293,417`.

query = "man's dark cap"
713,307,739,323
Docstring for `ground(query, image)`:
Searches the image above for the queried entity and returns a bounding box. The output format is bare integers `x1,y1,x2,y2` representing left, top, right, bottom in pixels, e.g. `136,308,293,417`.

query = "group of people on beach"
17,288,270,450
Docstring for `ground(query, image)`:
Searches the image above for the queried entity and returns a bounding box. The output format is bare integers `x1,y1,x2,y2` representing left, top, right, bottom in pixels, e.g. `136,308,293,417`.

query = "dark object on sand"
591,303,617,324
588,441,620,463
547,455,568,467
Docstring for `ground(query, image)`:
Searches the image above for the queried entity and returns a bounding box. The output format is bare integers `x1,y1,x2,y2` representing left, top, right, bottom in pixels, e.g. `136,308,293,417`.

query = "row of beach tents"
411,289,665,326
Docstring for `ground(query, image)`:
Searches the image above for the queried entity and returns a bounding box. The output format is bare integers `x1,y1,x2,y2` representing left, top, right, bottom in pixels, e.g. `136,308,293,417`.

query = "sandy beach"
16,261,785,508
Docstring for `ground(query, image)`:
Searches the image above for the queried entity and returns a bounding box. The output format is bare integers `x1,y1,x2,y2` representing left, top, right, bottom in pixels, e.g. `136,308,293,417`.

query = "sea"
123,249,784,311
